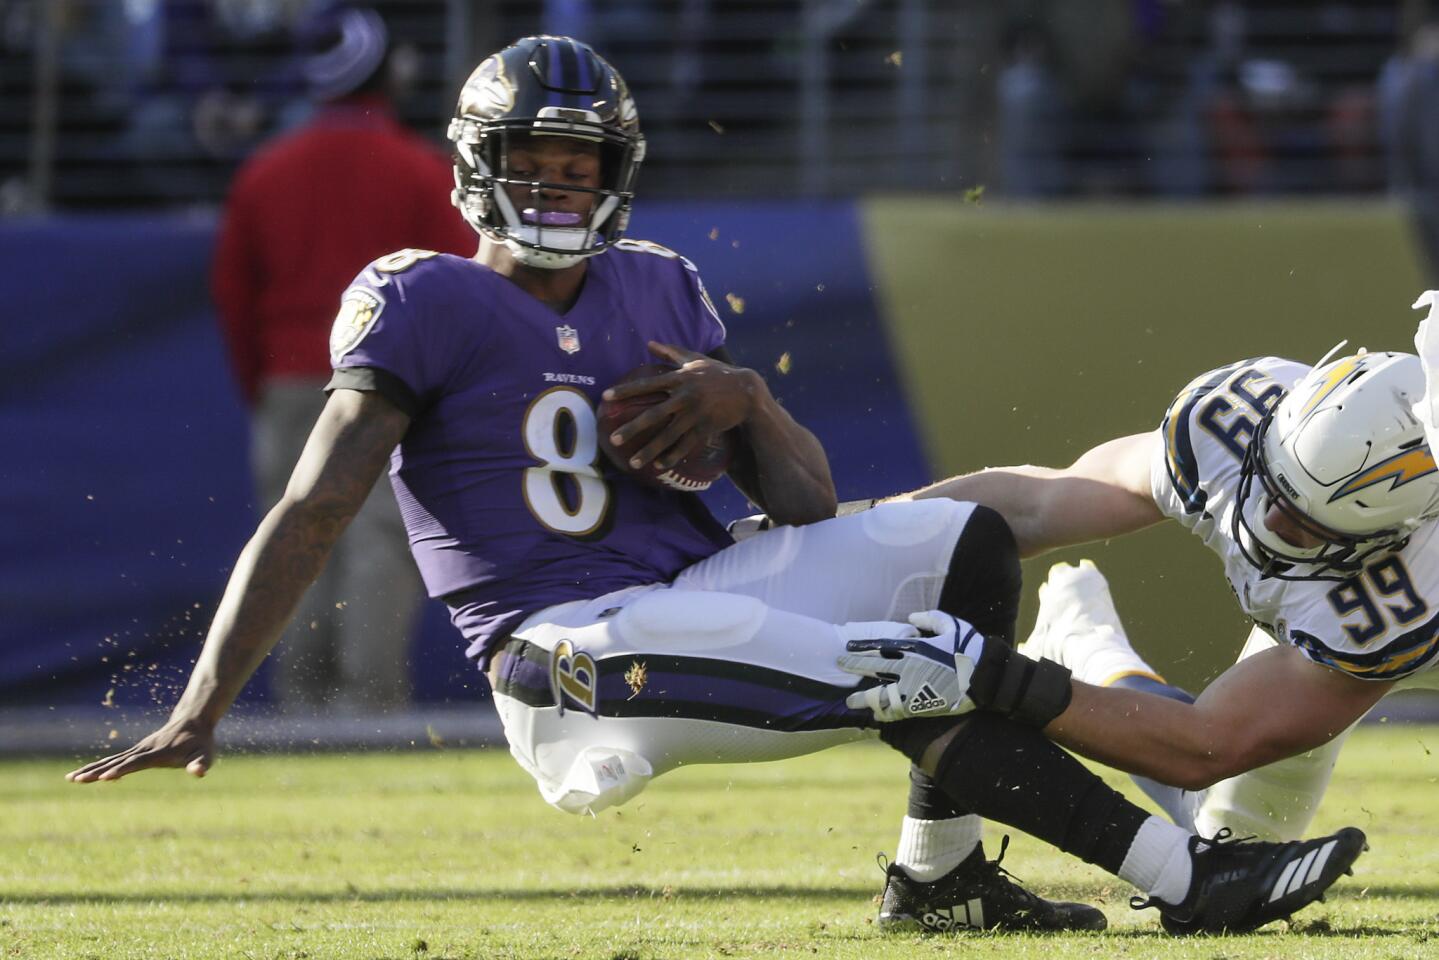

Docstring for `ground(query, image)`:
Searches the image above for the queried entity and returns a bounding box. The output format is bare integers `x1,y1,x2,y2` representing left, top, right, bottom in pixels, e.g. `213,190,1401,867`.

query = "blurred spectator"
991,0,1399,200
1128,0,1214,197
1392,19,1439,284
120,0,309,203
0,0,42,211
211,2,474,713
543,0,709,120
994,0,1209,198
996,22,1068,198
1188,2,1395,197
1,0,147,211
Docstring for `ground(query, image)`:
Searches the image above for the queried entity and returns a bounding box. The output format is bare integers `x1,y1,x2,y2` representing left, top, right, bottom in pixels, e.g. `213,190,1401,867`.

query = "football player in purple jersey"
68,36,1367,935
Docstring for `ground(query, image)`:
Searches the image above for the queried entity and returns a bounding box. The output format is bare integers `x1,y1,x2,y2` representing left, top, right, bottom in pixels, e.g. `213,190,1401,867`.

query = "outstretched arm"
902,432,1166,557
853,615,1392,790
864,432,1387,788
67,389,410,782
1048,644,1392,789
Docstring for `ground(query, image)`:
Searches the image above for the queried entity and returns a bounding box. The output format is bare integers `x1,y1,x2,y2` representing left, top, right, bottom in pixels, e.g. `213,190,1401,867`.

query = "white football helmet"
1233,351,1439,580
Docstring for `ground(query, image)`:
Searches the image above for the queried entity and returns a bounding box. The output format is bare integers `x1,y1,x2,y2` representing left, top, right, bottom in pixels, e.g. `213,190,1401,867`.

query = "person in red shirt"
211,4,474,713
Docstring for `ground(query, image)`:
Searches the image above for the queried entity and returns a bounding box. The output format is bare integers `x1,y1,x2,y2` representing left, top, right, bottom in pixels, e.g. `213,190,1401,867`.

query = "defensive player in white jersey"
859,340,1439,854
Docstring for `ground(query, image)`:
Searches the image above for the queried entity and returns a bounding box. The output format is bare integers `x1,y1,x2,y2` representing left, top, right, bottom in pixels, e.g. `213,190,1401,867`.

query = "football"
596,364,734,492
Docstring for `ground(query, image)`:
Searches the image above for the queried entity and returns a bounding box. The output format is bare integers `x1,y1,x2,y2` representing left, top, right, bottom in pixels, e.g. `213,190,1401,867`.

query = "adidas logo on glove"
908,683,948,714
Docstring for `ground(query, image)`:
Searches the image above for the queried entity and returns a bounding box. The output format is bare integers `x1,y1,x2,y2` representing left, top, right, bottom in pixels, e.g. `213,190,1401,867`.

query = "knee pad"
614,589,767,654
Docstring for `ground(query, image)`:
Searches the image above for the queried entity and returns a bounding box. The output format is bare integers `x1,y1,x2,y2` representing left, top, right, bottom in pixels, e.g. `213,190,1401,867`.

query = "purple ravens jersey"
326,242,732,665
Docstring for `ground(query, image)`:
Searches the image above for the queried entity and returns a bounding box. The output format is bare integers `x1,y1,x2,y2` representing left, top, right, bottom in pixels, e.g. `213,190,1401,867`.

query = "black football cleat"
1132,826,1367,935
878,837,1108,933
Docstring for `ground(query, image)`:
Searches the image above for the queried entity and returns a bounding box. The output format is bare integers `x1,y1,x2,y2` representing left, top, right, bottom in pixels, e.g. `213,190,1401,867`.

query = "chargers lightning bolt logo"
1329,448,1439,503
1298,356,1364,417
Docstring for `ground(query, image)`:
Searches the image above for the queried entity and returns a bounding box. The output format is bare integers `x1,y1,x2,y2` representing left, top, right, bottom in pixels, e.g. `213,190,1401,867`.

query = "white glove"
836,610,985,722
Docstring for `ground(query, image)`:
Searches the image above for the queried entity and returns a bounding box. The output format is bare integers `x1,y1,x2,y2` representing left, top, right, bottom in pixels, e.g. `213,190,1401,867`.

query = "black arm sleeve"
325,366,421,418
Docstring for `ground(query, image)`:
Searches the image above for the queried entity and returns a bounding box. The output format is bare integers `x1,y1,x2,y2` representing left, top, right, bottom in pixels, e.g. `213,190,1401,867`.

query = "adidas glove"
839,611,1075,728
837,611,981,721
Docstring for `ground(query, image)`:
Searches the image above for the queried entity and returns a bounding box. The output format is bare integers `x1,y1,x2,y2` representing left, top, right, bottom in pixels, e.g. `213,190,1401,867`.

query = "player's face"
1262,499,1331,550
502,134,602,220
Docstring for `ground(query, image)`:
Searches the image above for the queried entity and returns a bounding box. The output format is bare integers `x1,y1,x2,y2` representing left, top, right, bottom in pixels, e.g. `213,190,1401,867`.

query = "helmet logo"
1299,355,1364,417
1328,448,1439,503
459,56,514,117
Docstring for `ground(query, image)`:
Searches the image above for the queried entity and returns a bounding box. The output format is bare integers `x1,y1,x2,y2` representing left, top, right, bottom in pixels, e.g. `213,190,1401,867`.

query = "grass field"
6,726,1439,959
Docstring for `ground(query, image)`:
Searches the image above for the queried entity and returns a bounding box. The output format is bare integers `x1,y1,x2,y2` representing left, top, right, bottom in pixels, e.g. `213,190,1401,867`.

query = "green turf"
6,726,1439,959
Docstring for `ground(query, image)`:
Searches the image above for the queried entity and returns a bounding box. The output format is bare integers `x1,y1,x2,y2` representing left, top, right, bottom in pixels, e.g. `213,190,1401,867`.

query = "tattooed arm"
67,390,410,782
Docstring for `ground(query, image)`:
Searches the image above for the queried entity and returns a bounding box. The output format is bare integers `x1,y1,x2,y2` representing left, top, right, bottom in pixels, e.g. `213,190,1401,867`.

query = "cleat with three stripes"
1132,826,1368,935
878,836,1108,933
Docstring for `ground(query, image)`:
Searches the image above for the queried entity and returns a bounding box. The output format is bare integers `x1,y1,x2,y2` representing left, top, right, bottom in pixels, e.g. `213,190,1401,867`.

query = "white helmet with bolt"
1233,351,1439,579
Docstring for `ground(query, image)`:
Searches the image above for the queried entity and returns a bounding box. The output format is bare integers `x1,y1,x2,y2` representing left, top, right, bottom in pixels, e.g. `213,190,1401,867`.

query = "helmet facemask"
1232,412,1402,581
451,119,643,268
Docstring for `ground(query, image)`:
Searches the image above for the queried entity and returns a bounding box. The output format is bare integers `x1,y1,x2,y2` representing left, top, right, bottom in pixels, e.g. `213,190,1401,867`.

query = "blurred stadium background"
5,0,1439,755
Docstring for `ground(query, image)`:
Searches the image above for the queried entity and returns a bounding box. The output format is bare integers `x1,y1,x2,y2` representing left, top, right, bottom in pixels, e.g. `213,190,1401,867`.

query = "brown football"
596,364,734,493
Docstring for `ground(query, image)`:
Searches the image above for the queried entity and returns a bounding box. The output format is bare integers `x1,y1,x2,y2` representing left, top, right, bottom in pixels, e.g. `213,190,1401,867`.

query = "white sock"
894,815,983,882
1118,815,1194,904
1071,626,1165,689
1131,778,1202,833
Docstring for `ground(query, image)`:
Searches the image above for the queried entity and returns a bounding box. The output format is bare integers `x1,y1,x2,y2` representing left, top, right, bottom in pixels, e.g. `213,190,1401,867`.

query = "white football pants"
490,500,977,814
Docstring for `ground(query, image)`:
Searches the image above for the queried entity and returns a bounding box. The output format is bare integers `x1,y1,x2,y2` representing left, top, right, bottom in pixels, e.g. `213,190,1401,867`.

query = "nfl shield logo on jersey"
556,325,581,355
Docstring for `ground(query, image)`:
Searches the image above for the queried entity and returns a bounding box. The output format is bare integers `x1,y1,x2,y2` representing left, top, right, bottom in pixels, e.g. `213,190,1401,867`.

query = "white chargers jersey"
1150,356,1439,682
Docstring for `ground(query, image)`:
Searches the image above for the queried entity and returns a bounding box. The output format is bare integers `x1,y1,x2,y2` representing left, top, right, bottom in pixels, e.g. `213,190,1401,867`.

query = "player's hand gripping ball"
597,364,734,492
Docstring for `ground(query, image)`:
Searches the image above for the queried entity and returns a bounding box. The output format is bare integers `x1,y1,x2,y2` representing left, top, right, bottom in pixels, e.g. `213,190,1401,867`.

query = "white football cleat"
1019,560,1161,688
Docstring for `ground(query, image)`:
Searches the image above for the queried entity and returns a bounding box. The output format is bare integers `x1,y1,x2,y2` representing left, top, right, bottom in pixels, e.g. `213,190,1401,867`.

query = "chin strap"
506,239,591,269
